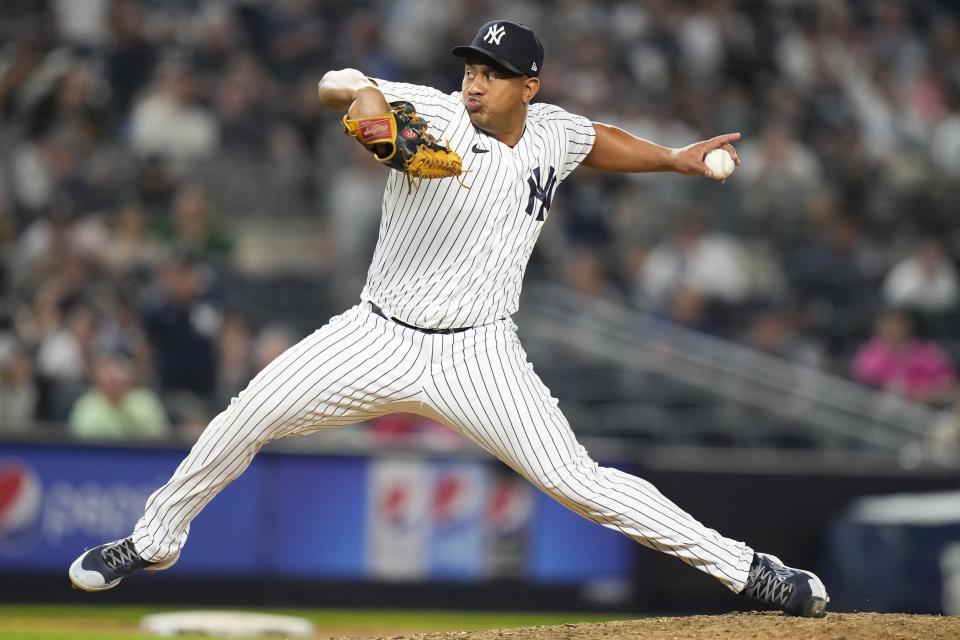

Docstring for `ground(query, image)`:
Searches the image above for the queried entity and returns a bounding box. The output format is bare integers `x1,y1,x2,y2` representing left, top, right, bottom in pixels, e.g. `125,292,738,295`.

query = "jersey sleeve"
557,109,596,180
533,103,597,180
370,78,459,130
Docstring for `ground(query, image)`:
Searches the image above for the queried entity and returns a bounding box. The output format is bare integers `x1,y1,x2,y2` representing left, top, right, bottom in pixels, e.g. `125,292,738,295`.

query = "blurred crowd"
2,0,960,443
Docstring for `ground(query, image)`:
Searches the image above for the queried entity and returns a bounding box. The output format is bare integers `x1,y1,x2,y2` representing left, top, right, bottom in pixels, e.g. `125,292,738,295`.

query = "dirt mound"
345,612,958,640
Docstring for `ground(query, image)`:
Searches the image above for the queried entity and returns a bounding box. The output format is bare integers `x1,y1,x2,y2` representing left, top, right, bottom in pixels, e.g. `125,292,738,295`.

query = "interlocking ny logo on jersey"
525,166,557,221
484,24,506,45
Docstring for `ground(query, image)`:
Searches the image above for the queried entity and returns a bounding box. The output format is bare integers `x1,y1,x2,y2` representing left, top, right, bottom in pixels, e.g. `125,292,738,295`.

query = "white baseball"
704,148,735,181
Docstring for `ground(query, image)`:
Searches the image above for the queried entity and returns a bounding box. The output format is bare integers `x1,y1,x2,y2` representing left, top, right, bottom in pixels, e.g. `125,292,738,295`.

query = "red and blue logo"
0,459,43,553
487,477,533,533
433,472,465,526
380,482,411,527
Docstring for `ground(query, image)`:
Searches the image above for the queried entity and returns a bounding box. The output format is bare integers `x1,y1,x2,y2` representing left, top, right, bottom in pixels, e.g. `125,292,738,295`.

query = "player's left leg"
422,320,827,617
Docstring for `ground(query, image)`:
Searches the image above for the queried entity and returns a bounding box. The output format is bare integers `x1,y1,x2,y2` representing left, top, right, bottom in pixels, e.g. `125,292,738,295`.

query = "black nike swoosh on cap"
471,144,490,153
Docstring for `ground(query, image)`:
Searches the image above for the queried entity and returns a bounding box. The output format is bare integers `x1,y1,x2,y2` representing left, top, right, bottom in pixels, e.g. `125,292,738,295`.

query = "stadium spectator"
638,214,750,308
0,339,37,432
130,52,219,171
262,0,329,83
8,197,108,293
662,287,718,335
251,323,297,374
213,53,271,155
736,121,822,230
51,0,109,49
926,399,960,465
192,3,246,75
140,254,220,410
68,352,169,440
882,238,959,313
10,132,80,217
134,155,178,215
103,203,165,277
851,309,956,404
105,0,156,114
564,246,624,303
786,206,885,352
0,29,45,123
35,304,98,421
94,289,152,384
0,180,15,285
162,184,234,263
741,308,825,369
933,110,960,178
216,311,253,405
324,142,385,298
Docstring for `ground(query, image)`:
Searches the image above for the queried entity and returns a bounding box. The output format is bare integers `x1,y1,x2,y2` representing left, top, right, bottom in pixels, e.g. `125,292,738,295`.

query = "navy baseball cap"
451,20,544,77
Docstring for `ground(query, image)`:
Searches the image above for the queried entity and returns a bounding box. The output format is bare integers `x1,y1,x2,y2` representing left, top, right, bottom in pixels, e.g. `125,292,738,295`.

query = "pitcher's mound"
364,612,958,640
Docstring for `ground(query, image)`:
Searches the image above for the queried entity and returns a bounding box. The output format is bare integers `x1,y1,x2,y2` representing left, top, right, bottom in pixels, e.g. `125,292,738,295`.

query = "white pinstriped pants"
132,303,754,591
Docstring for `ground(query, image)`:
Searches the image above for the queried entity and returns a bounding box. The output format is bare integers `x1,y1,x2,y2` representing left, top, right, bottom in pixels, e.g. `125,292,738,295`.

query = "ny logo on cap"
483,24,506,45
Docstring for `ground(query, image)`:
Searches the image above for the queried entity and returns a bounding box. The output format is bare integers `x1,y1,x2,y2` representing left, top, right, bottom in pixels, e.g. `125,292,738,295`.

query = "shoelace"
100,539,142,571
745,559,795,607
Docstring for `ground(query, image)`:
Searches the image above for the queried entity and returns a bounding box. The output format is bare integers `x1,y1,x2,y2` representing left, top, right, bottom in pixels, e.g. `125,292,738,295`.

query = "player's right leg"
69,303,428,591
421,321,827,617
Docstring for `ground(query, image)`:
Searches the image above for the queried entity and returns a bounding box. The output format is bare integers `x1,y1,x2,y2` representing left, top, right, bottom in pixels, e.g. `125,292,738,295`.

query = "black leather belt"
368,303,471,335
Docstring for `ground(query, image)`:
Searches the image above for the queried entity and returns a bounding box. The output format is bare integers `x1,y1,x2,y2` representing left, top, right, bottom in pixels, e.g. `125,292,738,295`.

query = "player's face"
462,60,537,133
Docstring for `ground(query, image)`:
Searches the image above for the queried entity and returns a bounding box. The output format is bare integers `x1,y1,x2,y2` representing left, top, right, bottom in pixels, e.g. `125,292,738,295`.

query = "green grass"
3,633,200,640
0,604,632,639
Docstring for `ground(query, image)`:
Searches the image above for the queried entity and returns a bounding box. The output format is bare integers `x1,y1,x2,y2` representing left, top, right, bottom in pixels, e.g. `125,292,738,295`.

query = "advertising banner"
0,445,263,575
428,460,488,579
365,458,432,579
1,443,633,583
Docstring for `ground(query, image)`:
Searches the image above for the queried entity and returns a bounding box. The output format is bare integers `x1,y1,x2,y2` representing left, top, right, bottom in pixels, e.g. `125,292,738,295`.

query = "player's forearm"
317,69,387,113
582,122,679,173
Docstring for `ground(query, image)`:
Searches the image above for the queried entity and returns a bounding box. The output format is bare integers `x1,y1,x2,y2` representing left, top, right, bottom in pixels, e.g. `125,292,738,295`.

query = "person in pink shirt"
852,309,957,403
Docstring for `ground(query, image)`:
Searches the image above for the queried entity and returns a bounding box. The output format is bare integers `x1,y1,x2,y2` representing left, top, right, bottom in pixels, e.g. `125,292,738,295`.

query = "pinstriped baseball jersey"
361,80,596,329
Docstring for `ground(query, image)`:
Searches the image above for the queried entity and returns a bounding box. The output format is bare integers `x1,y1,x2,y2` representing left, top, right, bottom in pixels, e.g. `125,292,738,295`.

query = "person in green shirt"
69,352,170,440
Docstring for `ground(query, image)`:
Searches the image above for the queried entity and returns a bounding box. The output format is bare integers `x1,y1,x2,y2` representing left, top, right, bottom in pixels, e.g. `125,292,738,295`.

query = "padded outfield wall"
0,440,957,613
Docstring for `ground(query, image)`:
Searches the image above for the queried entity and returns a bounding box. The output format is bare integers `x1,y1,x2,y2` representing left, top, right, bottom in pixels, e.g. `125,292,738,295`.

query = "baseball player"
70,21,828,618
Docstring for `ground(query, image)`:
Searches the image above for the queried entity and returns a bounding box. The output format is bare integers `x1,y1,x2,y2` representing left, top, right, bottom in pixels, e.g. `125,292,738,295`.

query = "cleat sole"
796,596,828,618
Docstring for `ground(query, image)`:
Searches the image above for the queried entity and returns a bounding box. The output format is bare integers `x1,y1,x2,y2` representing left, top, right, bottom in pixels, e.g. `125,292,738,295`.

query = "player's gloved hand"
343,101,464,182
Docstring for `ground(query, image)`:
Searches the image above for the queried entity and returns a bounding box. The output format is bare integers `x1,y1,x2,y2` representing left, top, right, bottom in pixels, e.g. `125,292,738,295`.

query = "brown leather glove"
343,101,463,180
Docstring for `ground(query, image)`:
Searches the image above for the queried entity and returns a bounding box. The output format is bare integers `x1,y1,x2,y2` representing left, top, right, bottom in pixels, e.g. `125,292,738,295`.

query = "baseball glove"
342,101,465,186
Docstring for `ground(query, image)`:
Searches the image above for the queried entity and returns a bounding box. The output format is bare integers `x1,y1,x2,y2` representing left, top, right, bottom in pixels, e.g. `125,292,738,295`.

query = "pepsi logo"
433,473,463,525
0,460,43,538
432,467,486,527
401,128,417,139
381,483,410,526
487,479,532,532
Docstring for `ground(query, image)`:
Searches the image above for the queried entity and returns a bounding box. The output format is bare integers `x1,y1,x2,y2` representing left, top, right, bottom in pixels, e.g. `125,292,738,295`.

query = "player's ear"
522,77,540,104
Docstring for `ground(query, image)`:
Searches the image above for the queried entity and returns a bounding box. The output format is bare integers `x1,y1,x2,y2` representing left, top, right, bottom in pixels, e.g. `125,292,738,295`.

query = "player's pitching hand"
672,133,741,179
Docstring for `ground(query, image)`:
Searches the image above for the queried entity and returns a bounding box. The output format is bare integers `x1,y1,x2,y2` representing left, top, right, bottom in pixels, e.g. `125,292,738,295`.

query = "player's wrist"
349,86,389,119
667,147,683,173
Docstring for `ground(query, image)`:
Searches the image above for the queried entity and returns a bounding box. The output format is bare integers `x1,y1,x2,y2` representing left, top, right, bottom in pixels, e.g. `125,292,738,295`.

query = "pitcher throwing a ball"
70,20,828,617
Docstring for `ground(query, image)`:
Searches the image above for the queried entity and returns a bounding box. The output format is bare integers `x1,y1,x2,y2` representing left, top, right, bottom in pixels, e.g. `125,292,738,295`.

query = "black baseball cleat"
742,552,829,617
69,537,178,592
